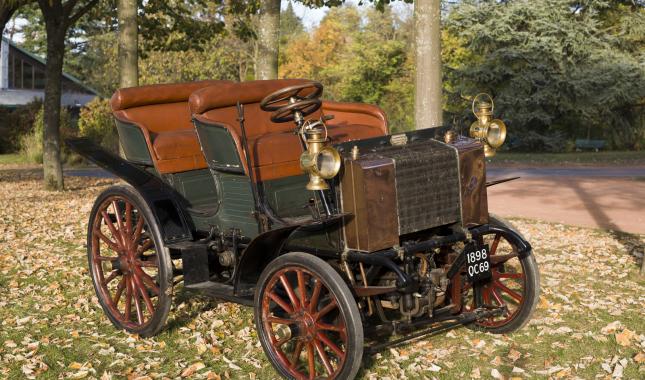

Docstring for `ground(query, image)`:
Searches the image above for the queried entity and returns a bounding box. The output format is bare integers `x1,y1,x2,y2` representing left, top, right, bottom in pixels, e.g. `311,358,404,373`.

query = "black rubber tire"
254,252,364,380
468,215,540,334
87,185,173,337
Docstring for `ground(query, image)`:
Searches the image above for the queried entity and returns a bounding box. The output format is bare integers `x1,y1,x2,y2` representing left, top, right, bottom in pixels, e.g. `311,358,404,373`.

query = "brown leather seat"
189,79,388,181
111,80,233,174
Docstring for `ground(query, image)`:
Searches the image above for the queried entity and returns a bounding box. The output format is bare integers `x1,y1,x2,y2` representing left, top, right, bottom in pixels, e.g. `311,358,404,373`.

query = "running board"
364,307,504,354
184,281,254,306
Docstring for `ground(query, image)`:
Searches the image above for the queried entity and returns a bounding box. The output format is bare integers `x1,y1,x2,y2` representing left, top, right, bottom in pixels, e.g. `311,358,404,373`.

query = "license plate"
465,243,492,283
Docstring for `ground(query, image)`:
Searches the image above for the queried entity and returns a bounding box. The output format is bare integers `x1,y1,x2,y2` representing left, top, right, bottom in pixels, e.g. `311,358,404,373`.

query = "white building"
0,37,97,109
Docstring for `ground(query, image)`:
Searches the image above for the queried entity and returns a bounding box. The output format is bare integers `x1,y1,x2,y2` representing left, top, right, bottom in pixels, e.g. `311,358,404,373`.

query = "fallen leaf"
615,329,635,347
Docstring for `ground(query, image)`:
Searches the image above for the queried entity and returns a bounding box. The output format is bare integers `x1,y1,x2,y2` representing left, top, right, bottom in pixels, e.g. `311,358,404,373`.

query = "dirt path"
487,176,645,234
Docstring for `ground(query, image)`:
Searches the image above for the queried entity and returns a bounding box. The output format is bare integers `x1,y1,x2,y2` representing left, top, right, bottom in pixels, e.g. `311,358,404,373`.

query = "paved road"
487,167,645,235
65,166,645,235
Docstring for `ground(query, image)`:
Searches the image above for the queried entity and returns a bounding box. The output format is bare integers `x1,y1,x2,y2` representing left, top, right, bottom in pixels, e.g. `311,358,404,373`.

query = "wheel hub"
299,311,317,340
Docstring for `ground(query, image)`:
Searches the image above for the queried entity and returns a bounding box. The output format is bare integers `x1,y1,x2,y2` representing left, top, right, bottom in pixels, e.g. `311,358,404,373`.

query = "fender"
66,138,193,244
233,214,346,296
469,221,532,258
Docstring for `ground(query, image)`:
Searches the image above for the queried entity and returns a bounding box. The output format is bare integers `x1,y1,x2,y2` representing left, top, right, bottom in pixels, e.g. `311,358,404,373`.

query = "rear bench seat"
111,80,232,174
189,79,389,182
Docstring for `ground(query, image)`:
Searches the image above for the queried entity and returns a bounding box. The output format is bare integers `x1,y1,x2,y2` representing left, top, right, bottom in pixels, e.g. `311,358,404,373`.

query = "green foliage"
20,106,71,164
78,98,118,153
0,101,42,154
281,5,416,132
443,0,645,150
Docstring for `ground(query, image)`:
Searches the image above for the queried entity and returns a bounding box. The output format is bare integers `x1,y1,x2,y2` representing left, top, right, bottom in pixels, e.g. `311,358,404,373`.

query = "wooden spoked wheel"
88,186,172,337
464,216,540,333
255,253,363,380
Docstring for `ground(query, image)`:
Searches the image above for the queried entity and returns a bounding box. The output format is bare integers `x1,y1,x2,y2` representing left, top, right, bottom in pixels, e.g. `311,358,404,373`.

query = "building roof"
2,37,98,95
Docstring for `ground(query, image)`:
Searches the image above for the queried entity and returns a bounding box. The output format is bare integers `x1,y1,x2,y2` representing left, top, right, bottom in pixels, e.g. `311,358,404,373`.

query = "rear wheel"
87,185,173,337
255,253,363,380
464,216,540,334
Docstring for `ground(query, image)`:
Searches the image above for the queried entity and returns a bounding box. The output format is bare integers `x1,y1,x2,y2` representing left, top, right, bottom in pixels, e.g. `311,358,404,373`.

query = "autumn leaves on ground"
0,165,643,380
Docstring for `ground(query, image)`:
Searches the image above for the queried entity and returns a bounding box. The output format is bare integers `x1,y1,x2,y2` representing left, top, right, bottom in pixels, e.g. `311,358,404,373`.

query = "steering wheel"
260,82,324,123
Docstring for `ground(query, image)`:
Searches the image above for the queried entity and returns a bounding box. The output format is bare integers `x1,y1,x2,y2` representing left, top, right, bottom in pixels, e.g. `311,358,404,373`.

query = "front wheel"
464,215,540,334
254,253,364,380
87,185,173,337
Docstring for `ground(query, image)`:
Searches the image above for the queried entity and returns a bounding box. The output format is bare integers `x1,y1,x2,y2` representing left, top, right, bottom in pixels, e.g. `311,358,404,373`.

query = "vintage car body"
69,79,539,380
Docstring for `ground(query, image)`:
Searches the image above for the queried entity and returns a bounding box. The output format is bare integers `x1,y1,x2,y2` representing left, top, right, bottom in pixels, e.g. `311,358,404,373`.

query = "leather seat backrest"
111,80,234,132
189,79,322,136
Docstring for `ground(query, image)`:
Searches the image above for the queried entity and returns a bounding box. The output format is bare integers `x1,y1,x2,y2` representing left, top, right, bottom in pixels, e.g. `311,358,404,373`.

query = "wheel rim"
464,232,527,327
260,266,348,380
90,195,161,329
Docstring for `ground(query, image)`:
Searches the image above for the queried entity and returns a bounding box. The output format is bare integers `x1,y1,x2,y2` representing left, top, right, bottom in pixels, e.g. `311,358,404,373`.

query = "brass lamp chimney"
299,127,341,190
469,93,507,157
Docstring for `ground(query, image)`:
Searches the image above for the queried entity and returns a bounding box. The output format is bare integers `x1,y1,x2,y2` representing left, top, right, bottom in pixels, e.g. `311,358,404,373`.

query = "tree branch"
66,0,98,26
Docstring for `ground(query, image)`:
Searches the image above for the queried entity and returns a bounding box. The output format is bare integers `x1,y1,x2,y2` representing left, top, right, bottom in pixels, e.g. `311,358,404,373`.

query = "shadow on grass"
163,287,223,333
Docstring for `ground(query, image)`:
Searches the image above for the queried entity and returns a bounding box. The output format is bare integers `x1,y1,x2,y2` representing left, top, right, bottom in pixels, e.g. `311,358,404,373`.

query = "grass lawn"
490,151,645,167
0,164,644,379
0,153,31,165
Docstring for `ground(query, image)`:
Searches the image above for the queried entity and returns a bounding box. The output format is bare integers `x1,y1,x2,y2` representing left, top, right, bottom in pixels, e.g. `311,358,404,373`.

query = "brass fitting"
300,128,341,191
469,93,507,157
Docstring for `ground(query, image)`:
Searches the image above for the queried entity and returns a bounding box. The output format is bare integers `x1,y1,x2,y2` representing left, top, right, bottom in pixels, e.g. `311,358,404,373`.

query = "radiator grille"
363,139,461,235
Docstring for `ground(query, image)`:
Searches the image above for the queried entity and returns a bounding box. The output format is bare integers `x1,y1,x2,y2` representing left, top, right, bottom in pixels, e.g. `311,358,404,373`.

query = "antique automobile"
67,79,539,380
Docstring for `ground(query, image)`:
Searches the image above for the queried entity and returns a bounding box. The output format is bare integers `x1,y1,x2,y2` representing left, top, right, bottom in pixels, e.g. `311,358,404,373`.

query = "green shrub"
20,106,72,164
78,98,118,153
0,100,42,154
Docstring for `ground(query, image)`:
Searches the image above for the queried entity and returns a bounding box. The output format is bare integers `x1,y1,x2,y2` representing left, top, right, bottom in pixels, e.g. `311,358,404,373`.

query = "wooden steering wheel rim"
260,82,323,112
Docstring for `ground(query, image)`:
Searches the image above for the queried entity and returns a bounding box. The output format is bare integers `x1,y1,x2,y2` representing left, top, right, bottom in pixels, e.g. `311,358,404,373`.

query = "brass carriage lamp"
300,127,341,190
469,93,507,157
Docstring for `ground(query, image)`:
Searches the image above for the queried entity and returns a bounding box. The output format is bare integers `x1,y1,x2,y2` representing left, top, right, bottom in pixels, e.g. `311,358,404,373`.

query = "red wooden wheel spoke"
275,335,293,348
103,270,119,285
132,216,144,245
137,239,153,254
307,342,316,380
133,271,155,314
101,211,123,249
316,299,337,320
135,255,159,268
95,255,118,262
134,267,159,295
494,280,523,302
490,287,505,306
308,279,322,314
95,229,121,252
113,277,126,305
317,331,344,357
491,253,518,265
267,315,296,325
498,272,524,280
268,291,294,314
112,201,124,234
290,341,304,366
482,287,491,305
279,274,301,310
313,338,334,375
124,202,133,237
131,277,144,324
124,275,133,321
297,270,307,310
490,234,501,255
316,321,345,333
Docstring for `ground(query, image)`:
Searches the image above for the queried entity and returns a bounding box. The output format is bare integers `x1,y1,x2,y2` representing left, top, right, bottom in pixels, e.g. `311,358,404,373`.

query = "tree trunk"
43,29,66,190
256,0,280,80
117,0,138,88
0,7,17,35
414,0,443,130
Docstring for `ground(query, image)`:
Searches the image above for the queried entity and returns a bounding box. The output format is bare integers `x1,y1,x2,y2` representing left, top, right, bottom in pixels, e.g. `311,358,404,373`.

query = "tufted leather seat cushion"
111,80,233,174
